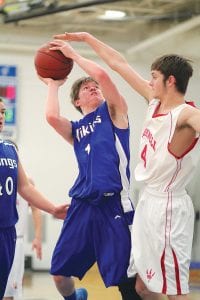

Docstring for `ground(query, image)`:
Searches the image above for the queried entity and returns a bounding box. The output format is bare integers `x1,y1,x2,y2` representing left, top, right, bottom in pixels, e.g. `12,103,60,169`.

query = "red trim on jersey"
168,192,173,246
161,192,172,294
152,102,168,118
168,137,199,159
161,192,182,295
168,111,173,144
164,159,182,192
185,101,196,107
152,100,197,118
167,103,199,159
172,248,182,295
161,249,167,294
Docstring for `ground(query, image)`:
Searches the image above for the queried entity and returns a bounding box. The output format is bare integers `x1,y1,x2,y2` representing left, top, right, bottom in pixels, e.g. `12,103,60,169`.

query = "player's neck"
82,104,100,116
158,93,185,113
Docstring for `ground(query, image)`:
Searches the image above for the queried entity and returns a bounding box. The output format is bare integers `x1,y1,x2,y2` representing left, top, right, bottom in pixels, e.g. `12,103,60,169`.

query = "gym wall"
0,24,200,270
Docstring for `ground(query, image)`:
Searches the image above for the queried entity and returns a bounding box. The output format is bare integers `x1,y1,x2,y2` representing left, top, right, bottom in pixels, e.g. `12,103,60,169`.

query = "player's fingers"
37,249,42,260
49,40,68,50
64,32,84,42
53,33,67,40
53,32,73,41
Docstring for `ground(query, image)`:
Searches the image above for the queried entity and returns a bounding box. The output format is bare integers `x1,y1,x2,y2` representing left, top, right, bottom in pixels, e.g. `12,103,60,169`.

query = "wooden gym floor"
23,264,200,300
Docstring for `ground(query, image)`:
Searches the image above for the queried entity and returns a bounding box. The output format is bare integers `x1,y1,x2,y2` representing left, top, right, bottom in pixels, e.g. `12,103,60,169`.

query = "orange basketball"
34,42,73,80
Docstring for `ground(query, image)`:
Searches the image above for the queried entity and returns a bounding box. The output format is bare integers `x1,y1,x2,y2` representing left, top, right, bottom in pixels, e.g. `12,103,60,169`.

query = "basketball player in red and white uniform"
54,32,200,300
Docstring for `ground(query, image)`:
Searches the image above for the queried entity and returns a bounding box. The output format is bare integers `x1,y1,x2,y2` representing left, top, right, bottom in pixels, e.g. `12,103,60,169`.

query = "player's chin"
95,98,104,108
90,97,103,105
95,97,104,104
152,93,160,99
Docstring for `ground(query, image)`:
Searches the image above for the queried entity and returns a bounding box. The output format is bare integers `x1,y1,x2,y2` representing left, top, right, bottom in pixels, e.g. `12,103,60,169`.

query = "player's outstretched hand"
53,32,88,42
32,238,42,260
49,40,76,61
54,203,69,220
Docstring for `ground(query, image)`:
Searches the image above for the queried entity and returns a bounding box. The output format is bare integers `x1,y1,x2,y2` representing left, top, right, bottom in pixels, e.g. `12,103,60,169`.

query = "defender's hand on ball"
49,40,76,61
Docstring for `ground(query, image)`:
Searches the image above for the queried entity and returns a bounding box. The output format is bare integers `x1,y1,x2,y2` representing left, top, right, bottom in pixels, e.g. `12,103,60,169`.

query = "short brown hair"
151,54,193,94
70,76,98,114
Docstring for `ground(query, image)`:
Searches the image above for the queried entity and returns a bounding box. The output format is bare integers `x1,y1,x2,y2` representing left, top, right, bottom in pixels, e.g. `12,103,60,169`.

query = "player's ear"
167,75,176,86
74,99,81,108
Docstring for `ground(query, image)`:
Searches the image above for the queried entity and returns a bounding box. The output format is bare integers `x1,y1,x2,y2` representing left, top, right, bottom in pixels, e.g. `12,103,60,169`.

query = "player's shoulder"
4,139,18,151
182,101,199,114
177,101,199,126
185,100,197,108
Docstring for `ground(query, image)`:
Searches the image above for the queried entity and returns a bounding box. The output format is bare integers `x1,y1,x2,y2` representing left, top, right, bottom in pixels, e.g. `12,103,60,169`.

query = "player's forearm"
19,185,56,215
83,33,126,71
45,81,61,121
83,33,152,101
72,52,107,84
31,207,42,240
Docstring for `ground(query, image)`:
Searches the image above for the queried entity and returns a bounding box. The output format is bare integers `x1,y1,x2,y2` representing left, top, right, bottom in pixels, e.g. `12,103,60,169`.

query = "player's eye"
1,110,6,116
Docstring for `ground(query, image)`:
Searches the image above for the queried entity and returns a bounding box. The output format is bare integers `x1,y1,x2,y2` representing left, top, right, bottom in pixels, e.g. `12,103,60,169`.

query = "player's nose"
90,86,96,91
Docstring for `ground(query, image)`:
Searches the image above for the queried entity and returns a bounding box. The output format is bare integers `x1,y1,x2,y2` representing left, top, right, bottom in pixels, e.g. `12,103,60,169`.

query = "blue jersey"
52,102,134,285
69,102,130,204
0,140,18,228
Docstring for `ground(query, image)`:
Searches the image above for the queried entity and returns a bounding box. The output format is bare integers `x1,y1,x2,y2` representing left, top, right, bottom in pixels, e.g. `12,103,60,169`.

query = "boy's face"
0,101,6,132
149,70,166,100
75,81,104,112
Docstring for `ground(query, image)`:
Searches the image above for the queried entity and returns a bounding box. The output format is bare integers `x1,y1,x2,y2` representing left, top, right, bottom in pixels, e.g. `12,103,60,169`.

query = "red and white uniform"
128,99,199,295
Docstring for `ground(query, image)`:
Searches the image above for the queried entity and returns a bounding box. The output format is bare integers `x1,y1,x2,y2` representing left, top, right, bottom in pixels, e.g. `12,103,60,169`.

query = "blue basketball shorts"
0,226,16,299
51,194,133,287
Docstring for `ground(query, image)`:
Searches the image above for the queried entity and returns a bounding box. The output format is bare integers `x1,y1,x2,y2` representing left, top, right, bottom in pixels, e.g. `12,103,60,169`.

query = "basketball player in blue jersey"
0,98,67,300
39,39,142,300
54,32,200,300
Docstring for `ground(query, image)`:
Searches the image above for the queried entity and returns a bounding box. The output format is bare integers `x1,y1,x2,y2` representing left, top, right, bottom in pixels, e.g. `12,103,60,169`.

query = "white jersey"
135,99,200,192
128,100,199,295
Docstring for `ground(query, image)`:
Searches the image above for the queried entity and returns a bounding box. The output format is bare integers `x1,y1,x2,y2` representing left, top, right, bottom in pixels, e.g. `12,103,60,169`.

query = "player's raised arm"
49,40,128,129
39,76,73,144
54,32,153,102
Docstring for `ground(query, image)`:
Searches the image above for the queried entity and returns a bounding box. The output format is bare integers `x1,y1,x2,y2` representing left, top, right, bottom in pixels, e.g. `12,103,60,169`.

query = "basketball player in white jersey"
54,32,200,300
3,179,42,300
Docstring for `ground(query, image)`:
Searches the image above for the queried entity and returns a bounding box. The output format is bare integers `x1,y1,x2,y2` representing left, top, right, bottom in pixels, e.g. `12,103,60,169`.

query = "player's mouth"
91,91,98,95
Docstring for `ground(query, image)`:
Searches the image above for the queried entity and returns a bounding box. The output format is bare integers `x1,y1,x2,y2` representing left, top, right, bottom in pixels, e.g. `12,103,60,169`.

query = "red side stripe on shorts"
161,249,167,294
172,248,182,295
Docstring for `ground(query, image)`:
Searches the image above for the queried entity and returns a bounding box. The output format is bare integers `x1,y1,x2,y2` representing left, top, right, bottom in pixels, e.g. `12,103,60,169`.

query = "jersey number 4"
141,144,147,168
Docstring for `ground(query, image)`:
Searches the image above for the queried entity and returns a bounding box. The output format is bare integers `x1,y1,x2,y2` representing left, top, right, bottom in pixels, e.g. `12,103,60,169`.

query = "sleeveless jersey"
69,101,132,211
0,140,18,228
135,99,200,192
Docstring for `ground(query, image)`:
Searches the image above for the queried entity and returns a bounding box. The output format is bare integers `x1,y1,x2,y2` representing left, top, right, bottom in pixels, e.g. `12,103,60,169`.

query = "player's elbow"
95,69,110,84
109,56,127,72
46,113,59,127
